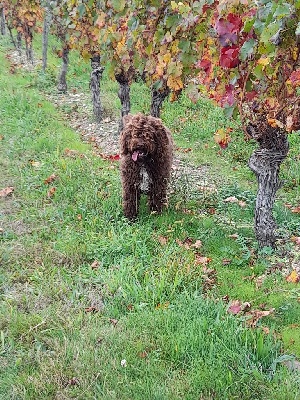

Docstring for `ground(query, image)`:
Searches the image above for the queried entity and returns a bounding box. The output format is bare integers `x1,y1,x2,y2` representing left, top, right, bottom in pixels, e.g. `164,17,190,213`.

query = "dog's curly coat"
120,113,174,220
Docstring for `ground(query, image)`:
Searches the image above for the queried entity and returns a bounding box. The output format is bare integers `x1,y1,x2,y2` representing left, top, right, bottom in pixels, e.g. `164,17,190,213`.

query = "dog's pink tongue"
132,151,139,161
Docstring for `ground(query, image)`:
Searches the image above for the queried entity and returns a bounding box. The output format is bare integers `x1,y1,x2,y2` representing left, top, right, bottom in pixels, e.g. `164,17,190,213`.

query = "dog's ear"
120,130,129,155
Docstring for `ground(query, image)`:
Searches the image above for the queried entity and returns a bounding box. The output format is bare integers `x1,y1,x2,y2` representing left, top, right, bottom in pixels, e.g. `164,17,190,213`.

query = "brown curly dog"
119,113,174,220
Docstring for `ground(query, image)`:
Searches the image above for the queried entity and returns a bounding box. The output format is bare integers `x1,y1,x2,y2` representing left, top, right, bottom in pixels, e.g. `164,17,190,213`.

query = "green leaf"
253,64,264,79
78,4,86,18
240,39,257,61
110,0,125,12
274,3,292,18
223,105,237,119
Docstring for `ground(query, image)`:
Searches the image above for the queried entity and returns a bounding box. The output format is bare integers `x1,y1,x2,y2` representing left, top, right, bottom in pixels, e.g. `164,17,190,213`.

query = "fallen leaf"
29,160,41,168
85,306,99,313
0,186,14,198
192,240,202,249
47,187,56,198
0,135,4,140
224,197,246,207
286,270,300,283
195,254,212,266
291,236,300,246
227,300,242,314
222,259,232,265
227,300,251,315
158,235,168,245
228,233,239,239
291,206,300,213
261,326,270,334
99,153,121,161
44,174,58,185
67,377,80,386
155,302,170,310
138,351,148,359
224,196,239,203
110,318,118,326
91,260,100,269
202,266,217,292
245,308,274,327
77,214,82,220
176,237,202,250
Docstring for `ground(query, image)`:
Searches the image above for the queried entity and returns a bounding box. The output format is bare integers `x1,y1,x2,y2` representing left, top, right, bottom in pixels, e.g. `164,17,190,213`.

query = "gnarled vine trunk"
247,121,289,248
42,5,52,72
115,70,131,132
0,5,6,35
90,53,104,123
57,45,69,93
150,86,170,118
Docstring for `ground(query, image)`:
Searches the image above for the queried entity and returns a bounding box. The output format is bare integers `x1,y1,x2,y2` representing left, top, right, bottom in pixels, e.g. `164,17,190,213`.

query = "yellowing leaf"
257,57,270,67
286,270,300,283
267,118,284,129
167,75,183,91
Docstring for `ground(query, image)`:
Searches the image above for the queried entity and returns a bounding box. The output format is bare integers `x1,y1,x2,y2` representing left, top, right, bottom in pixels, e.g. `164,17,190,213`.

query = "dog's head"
121,114,156,162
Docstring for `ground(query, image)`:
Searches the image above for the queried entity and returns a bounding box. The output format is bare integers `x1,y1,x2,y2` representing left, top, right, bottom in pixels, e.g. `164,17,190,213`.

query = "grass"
1,34,300,399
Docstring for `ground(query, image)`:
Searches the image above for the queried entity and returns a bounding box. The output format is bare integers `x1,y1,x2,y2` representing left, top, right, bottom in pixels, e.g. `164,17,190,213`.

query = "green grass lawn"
1,34,300,399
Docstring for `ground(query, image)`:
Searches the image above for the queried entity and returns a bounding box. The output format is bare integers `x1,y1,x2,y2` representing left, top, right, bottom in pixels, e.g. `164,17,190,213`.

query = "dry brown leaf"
291,236,300,246
245,308,274,327
91,260,100,270
195,254,212,266
47,187,56,198
85,306,99,313
158,235,168,245
0,186,14,198
29,160,41,168
44,174,58,185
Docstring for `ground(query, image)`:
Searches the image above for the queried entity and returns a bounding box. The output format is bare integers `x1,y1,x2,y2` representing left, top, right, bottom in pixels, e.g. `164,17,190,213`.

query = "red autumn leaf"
44,174,58,185
227,300,242,314
214,128,231,149
228,300,251,315
0,186,14,198
289,70,300,87
215,14,242,46
219,46,240,69
99,153,121,161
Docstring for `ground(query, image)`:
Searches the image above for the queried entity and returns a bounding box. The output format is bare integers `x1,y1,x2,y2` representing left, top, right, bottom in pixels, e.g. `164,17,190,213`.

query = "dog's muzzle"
131,150,147,162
